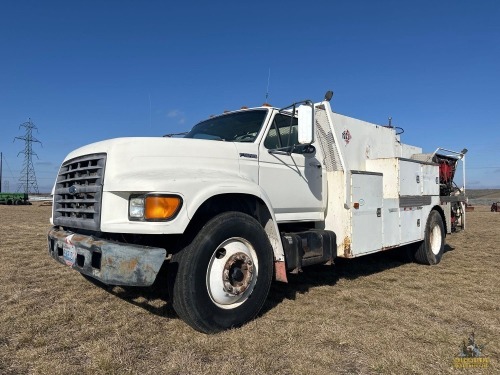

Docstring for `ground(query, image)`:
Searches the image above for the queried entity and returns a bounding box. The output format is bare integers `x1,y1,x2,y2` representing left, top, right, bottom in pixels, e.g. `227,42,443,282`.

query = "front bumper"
48,227,167,286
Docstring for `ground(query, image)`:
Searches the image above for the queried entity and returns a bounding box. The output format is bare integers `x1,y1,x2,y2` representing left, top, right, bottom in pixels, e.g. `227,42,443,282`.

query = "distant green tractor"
0,193,31,205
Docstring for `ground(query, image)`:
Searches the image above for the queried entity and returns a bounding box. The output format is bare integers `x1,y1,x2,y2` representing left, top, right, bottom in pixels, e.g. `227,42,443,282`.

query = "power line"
1,155,16,180
14,118,42,194
467,166,500,170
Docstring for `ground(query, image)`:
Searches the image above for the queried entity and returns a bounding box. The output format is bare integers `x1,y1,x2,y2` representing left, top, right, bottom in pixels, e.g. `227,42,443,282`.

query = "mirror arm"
268,146,293,156
269,144,302,156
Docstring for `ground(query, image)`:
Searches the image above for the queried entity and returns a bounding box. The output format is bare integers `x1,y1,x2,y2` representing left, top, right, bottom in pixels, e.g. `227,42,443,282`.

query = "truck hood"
62,137,246,192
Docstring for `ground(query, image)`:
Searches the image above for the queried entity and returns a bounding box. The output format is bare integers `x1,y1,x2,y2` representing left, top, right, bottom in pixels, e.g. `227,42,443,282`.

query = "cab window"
264,114,298,149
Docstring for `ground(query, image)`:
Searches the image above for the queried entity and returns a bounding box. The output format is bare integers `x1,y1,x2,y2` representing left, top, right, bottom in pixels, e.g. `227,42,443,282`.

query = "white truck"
48,91,466,333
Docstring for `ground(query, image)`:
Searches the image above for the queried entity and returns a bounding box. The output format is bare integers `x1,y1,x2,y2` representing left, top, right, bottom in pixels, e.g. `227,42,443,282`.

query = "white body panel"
382,199,401,247
328,113,423,171
316,102,442,257
258,143,325,222
422,163,439,195
400,208,422,244
350,172,383,256
399,160,422,196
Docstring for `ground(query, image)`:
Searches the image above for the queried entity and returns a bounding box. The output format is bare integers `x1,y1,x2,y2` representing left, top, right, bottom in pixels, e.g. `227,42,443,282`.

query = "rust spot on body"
343,236,352,258
381,245,399,251
120,258,138,272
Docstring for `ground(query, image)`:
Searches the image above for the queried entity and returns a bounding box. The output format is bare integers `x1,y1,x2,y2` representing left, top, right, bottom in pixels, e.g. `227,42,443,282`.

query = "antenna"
14,118,42,194
149,93,152,127
265,68,271,103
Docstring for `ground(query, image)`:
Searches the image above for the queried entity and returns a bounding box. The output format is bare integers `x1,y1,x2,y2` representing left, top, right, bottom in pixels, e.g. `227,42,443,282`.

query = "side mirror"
297,104,314,144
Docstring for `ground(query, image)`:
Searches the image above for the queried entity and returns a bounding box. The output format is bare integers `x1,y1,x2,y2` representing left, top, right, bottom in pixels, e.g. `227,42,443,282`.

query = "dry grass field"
0,204,498,374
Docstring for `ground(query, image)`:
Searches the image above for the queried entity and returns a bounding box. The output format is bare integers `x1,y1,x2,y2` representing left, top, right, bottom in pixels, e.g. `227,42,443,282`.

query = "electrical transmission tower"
14,118,42,194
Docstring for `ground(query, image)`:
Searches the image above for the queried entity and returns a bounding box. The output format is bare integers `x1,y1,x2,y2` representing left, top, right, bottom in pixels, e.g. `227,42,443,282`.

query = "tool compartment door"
350,172,383,256
421,163,439,195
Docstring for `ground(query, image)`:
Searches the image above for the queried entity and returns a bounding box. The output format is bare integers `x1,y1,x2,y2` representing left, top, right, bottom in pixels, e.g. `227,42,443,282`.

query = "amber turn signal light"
144,196,182,220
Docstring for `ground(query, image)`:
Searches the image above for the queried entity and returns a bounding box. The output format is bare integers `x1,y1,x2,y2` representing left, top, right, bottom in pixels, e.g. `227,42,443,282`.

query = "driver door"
258,112,325,222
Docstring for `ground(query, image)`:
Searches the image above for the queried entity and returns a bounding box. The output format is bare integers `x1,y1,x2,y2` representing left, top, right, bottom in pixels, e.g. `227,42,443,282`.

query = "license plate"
63,235,77,266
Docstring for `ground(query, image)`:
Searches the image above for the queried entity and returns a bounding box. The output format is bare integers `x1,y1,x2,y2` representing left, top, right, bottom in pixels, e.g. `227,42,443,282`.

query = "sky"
0,0,499,193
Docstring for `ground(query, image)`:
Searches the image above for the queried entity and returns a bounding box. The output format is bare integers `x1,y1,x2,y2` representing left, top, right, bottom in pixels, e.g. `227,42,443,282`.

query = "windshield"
184,109,267,142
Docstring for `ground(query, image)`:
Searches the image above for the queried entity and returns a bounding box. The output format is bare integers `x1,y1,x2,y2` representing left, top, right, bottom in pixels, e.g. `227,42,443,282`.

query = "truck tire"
169,211,274,333
414,210,445,265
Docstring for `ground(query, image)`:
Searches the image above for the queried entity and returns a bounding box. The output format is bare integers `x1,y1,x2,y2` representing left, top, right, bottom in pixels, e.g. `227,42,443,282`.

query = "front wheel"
168,212,274,333
414,210,445,265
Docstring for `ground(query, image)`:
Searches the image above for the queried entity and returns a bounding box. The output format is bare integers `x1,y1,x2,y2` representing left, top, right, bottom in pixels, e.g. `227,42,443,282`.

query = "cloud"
167,109,186,125
167,110,181,117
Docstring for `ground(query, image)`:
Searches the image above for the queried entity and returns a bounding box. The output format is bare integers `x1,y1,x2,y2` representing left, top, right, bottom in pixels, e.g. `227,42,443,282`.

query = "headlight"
129,197,145,218
129,194,182,221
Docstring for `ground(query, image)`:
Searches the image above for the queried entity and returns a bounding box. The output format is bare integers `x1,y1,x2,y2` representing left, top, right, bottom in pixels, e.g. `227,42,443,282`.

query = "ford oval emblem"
68,185,78,195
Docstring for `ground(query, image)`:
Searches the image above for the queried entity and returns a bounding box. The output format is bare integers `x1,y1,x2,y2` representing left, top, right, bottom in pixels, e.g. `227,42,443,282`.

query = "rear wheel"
414,210,445,265
168,211,274,333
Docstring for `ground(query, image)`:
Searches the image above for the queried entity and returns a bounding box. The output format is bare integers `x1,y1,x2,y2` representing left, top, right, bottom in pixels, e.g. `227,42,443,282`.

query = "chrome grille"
53,153,106,230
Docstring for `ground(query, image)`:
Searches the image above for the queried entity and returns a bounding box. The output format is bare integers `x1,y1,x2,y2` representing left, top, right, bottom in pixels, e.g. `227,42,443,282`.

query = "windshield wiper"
163,132,188,138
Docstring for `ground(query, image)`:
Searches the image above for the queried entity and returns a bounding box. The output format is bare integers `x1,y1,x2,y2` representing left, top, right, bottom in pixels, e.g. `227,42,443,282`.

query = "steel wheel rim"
430,224,442,255
206,237,259,309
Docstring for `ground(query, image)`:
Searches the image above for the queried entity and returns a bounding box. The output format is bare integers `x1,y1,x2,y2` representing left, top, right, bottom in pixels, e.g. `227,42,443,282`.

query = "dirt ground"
0,204,498,374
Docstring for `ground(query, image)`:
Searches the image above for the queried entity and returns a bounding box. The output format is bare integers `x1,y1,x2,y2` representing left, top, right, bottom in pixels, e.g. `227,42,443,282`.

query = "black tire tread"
414,210,445,265
169,211,273,333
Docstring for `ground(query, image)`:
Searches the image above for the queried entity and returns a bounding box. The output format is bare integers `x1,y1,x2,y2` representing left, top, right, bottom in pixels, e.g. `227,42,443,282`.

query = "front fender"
181,175,286,263
102,169,286,263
